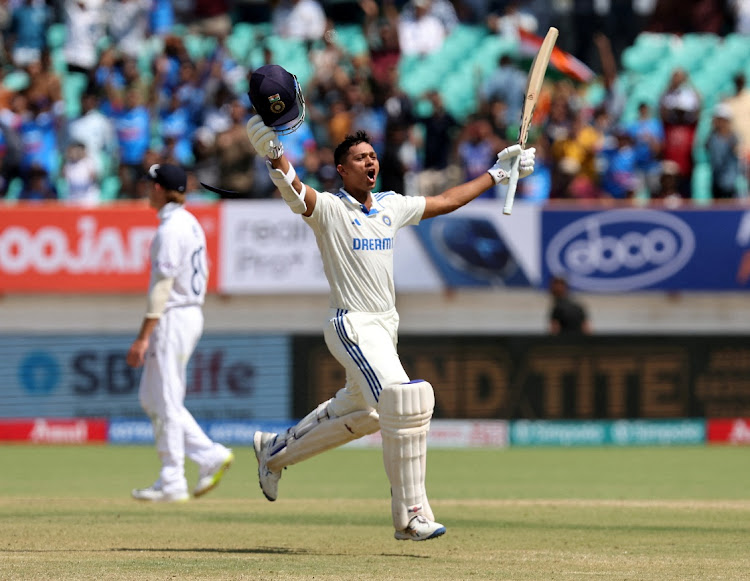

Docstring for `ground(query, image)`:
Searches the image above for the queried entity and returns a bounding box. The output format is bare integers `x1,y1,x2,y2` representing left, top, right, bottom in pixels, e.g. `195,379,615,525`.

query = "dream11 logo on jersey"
545,209,696,292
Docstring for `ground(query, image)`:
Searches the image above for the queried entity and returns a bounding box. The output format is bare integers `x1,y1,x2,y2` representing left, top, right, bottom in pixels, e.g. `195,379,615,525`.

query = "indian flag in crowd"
518,29,596,83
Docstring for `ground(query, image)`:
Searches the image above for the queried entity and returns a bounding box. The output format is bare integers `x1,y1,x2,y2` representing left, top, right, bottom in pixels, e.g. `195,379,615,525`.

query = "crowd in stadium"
0,0,748,205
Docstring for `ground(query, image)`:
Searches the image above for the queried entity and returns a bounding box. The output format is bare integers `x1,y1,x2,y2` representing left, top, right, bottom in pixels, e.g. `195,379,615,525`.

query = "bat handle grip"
503,154,521,215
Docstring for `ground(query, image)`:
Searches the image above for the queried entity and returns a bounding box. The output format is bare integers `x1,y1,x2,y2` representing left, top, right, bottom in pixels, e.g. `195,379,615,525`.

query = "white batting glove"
246,115,284,159
487,145,536,185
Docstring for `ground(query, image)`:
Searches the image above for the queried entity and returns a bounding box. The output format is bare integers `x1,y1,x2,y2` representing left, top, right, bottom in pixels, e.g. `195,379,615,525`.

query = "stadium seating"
62,72,89,119
33,18,744,205
100,175,121,202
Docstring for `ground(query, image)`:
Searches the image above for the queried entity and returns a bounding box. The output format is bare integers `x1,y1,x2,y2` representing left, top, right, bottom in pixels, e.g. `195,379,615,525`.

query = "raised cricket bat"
503,27,559,215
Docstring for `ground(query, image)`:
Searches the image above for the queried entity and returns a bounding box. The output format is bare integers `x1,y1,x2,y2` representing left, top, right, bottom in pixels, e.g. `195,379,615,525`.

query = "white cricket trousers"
138,306,224,494
323,307,410,413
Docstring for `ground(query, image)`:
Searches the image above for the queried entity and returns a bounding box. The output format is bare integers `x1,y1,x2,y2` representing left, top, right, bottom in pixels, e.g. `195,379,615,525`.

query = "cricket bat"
503,27,559,216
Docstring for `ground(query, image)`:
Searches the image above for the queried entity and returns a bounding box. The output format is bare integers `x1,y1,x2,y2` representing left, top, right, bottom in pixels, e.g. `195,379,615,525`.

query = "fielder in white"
245,65,535,540
127,163,234,503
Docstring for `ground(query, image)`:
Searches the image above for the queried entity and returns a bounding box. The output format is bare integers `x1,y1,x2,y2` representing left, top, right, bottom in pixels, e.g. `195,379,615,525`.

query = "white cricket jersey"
149,202,208,310
303,189,426,313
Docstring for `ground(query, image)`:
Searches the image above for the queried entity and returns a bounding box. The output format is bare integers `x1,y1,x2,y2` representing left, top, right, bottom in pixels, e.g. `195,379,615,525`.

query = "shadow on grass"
0,547,430,559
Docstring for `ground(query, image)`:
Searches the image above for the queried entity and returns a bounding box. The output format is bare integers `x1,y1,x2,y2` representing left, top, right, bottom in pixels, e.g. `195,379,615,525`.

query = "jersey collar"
158,201,182,222
338,188,384,216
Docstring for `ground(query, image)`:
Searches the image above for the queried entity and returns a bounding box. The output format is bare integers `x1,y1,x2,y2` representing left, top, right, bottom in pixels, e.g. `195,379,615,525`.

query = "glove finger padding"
496,143,523,161
487,145,536,185
246,116,284,159
519,147,536,178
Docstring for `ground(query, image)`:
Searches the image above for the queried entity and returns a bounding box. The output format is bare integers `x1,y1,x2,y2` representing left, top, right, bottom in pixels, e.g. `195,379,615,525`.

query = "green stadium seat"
46,22,67,50
2,70,30,92
100,175,121,202
227,23,254,65
691,162,712,204
473,35,517,75
622,33,671,74
50,47,67,75
56,177,69,201
5,177,22,201
183,33,217,61
63,72,89,119
334,24,369,57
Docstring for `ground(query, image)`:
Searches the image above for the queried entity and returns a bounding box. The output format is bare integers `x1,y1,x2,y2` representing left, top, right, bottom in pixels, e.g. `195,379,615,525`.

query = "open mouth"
366,169,376,184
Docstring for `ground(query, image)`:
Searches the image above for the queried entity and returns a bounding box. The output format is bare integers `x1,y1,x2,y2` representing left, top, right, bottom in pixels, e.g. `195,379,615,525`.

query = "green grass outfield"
1,445,749,580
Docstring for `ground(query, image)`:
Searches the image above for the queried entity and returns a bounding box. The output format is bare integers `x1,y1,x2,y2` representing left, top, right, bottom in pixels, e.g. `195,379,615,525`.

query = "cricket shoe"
193,449,235,498
253,431,282,501
131,482,189,503
394,515,446,541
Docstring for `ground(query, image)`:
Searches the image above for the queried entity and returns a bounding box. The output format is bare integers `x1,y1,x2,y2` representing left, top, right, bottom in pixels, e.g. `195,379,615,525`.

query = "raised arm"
423,145,535,219
246,115,319,217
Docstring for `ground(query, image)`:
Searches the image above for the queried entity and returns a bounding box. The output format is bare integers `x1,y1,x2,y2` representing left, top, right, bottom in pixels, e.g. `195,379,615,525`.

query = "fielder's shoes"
394,515,447,541
193,449,235,498
253,431,281,501
131,482,189,503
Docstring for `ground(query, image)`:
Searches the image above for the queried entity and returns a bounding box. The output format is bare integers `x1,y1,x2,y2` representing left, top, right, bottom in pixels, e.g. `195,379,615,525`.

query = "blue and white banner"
510,419,706,446
412,201,541,288
108,419,293,445
0,334,291,420
543,207,750,291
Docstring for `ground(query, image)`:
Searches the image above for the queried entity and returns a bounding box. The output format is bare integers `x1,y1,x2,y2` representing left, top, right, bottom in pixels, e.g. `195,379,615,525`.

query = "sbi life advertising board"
1,334,290,420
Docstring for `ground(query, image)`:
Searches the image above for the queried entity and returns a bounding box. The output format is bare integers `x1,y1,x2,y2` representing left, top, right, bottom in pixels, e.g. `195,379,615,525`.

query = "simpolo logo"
546,209,696,291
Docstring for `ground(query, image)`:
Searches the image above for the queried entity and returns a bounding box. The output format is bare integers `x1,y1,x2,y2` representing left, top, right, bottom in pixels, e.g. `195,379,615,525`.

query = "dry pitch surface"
1,445,748,580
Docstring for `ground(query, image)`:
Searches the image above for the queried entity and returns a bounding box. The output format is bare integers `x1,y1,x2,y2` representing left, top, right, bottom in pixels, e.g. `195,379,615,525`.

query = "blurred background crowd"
0,0,748,206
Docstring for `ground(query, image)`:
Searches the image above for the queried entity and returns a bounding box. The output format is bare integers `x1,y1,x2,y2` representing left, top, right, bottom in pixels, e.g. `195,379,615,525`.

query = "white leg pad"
379,380,435,531
266,400,380,472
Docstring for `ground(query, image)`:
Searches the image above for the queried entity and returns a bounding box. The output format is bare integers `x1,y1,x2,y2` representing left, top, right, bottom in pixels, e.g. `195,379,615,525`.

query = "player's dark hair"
334,130,371,166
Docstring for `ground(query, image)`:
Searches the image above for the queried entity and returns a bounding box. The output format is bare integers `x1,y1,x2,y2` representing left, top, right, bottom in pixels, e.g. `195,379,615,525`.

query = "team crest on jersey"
268,93,286,114
383,216,392,226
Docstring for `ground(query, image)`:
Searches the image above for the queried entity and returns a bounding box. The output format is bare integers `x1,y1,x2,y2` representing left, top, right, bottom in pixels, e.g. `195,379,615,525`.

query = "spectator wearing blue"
626,102,664,198
18,165,58,201
158,92,196,167
8,0,50,67
706,103,740,200
18,101,59,181
152,36,190,99
173,60,208,128
456,116,504,198
95,47,127,93
346,81,388,158
600,127,638,200
519,135,552,203
108,86,152,199
149,0,175,36
479,55,528,128
276,118,316,181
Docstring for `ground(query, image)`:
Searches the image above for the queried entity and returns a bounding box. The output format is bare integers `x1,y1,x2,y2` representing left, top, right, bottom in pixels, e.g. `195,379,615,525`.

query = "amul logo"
546,210,696,291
